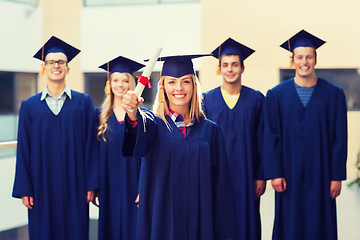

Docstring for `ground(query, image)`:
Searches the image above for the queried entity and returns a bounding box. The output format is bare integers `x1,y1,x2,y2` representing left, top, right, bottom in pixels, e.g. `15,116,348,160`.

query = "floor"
1,155,360,239
260,179,360,239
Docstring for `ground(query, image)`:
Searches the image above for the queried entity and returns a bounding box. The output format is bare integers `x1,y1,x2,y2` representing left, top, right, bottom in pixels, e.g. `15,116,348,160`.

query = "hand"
330,181,342,199
91,190,99,207
254,180,266,199
271,178,287,192
135,193,139,208
21,196,34,210
122,91,144,121
86,190,96,203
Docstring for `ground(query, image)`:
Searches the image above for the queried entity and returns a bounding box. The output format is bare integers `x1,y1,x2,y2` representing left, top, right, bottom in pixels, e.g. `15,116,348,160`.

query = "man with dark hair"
203,38,266,240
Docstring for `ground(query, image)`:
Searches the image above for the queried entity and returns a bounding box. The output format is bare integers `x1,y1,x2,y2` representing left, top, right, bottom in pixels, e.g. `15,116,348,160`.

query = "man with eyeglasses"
12,36,98,240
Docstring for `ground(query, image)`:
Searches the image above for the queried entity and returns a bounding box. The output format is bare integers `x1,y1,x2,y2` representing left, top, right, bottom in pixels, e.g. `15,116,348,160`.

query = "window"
85,73,107,108
84,72,160,109
0,72,37,156
0,72,36,114
0,72,37,130
280,68,360,111
0,72,14,114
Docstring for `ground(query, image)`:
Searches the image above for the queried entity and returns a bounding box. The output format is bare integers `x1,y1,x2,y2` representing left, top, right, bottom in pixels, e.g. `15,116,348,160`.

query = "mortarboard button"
99,56,145,75
280,29,325,67
280,29,326,52
99,55,145,95
211,37,255,61
33,36,80,63
151,54,212,78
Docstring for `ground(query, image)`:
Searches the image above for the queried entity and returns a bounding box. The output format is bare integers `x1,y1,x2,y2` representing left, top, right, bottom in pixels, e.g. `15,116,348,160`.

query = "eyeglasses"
44,60,68,67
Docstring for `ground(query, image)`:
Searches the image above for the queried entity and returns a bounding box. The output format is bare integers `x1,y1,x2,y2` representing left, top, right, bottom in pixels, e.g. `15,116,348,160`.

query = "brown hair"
217,54,244,75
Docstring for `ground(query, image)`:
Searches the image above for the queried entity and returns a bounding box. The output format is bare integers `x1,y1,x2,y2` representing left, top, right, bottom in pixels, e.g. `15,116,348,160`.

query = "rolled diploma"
134,47,162,97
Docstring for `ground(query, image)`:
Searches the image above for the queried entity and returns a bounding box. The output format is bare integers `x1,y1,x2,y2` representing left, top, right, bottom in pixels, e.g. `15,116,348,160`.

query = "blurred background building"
1,0,359,239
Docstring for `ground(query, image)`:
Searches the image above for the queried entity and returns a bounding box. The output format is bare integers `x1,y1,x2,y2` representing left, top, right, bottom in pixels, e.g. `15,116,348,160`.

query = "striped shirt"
126,109,194,138
167,109,194,138
41,85,72,115
294,81,315,107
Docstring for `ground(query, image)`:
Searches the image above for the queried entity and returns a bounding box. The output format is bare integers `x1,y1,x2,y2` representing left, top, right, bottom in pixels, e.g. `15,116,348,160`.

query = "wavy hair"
97,72,136,142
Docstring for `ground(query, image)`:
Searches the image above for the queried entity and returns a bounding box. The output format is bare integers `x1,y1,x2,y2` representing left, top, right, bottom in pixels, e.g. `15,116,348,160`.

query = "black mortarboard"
33,36,80,62
99,56,145,75
155,54,212,78
280,29,326,52
211,38,255,60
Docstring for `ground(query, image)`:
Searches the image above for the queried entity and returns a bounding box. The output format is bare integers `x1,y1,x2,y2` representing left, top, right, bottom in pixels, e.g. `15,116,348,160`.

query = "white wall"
0,1,42,73
202,0,360,179
201,0,360,94
81,2,202,73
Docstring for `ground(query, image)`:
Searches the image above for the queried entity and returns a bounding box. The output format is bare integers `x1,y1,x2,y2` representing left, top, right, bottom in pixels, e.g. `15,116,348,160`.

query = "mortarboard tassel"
216,65,221,75
104,81,111,95
288,40,293,67
40,63,45,76
39,45,45,76
104,62,111,94
217,44,222,75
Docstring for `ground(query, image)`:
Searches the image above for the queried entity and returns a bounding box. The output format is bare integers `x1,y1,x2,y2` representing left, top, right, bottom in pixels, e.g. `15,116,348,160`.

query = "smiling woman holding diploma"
122,54,237,240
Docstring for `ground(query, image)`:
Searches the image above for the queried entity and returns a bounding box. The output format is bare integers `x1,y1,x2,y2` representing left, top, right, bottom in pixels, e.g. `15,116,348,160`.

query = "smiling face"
220,54,244,84
44,52,69,82
292,46,317,79
163,74,194,114
110,72,131,99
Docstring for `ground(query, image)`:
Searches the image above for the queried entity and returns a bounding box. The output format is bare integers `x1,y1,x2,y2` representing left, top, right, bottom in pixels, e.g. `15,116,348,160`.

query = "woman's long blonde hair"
97,72,136,141
152,74,205,128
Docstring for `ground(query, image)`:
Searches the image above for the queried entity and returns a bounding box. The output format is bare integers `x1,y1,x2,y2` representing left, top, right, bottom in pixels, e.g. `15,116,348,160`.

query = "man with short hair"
263,30,348,240
12,36,98,240
203,38,266,240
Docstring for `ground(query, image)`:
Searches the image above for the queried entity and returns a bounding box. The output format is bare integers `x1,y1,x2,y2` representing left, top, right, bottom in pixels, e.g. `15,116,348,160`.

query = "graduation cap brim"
145,54,212,78
211,37,255,60
33,36,80,62
99,56,145,74
280,29,326,52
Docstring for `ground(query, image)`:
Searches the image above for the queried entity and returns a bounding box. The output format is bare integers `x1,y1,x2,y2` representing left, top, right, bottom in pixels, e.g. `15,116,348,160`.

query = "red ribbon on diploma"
137,76,151,88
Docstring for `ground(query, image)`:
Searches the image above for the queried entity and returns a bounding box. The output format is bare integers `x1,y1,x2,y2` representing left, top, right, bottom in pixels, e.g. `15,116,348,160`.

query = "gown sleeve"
85,96,99,191
211,125,237,239
12,101,33,198
123,109,156,158
330,89,347,181
263,89,283,180
254,94,265,181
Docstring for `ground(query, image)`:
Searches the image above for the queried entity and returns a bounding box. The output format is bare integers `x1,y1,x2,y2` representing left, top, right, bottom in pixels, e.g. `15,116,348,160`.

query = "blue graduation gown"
263,78,347,240
203,86,264,240
12,91,98,240
125,110,237,240
97,110,141,240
